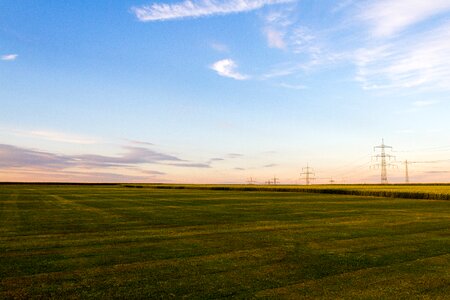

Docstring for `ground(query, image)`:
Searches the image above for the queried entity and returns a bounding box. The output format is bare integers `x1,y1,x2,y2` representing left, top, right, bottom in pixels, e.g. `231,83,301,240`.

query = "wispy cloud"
0,144,210,171
3,127,100,145
263,163,277,168
210,59,249,80
208,157,225,164
1,54,18,61
265,28,286,49
354,21,450,91
0,144,72,169
126,139,154,146
27,130,98,144
262,7,321,55
332,0,355,13
227,153,243,158
277,82,306,90
289,27,320,55
262,8,292,50
360,0,450,38
412,100,439,107
76,146,182,168
210,42,229,52
132,0,293,22
167,162,211,168
260,8,343,80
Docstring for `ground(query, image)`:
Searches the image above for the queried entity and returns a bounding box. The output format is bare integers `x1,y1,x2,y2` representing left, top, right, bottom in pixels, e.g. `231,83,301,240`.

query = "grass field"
1,184,450,298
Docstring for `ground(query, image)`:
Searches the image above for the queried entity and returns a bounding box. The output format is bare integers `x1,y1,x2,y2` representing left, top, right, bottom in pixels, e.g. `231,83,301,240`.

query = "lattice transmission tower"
271,176,279,185
246,177,256,185
300,164,315,185
404,160,410,183
372,139,396,184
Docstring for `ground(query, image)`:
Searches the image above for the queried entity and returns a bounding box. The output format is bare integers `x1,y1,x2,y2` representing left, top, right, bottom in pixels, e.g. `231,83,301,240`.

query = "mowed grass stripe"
0,193,21,236
256,253,450,299
2,226,449,277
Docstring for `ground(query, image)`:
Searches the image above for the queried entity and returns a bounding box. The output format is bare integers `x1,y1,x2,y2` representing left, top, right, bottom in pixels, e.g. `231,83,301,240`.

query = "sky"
1,0,450,184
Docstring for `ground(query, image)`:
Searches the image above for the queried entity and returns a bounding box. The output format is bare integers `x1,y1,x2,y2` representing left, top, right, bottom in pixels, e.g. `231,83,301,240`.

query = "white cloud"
132,0,293,22
332,0,355,13
210,42,229,52
262,8,320,55
412,100,439,107
1,54,18,61
264,28,286,49
4,128,100,144
262,64,299,78
278,82,306,90
262,8,292,50
360,0,450,38
289,27,317,54
354,21,450,91
210,59,249,80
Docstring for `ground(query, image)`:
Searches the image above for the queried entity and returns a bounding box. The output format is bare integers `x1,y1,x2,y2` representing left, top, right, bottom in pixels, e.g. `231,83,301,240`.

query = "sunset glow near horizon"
1,0,450,184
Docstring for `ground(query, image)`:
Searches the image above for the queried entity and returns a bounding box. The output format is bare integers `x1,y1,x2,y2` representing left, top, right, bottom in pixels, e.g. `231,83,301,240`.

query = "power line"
393,145,450,153
401,159,450,183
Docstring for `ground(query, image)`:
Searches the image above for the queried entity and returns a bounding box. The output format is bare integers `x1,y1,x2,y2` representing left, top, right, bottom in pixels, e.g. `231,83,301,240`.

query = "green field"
1,184,450,298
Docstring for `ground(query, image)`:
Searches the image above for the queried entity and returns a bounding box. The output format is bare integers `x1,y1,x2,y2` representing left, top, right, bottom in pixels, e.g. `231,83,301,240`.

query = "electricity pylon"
373,139,396,184
272,176,279,185
246,177,256,185
300,164,315,185
404,160,410,183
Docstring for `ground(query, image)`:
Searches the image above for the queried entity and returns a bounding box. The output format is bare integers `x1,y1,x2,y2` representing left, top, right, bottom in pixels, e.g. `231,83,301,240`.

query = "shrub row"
135,184,450,201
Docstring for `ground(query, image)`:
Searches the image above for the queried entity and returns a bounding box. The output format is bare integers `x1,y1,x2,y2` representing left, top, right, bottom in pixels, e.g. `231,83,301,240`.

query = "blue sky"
1,0,450,183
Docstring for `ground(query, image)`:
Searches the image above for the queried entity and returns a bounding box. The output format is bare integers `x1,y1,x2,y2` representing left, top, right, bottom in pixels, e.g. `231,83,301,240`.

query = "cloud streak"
0,144,72,169
412,100,439,108
1,54,18,61
26,130,98,144
210,59,249,80
167,162,211,168
0,144,209,171
360,0,450,38
265,28,286,49
354,21,450,90
132,0,293,22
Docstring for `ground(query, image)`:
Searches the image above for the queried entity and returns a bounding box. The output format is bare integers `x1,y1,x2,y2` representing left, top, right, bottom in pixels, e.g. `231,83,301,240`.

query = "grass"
1,184,450,298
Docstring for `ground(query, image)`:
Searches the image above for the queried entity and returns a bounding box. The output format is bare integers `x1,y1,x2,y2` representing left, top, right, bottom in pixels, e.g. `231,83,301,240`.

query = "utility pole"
402,160,422,183
300,164,315,185
373,139,396,184
400,159,448,183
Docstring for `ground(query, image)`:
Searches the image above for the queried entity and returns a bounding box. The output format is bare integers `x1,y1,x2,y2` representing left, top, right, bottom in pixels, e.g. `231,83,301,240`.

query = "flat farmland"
1,184,450,299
